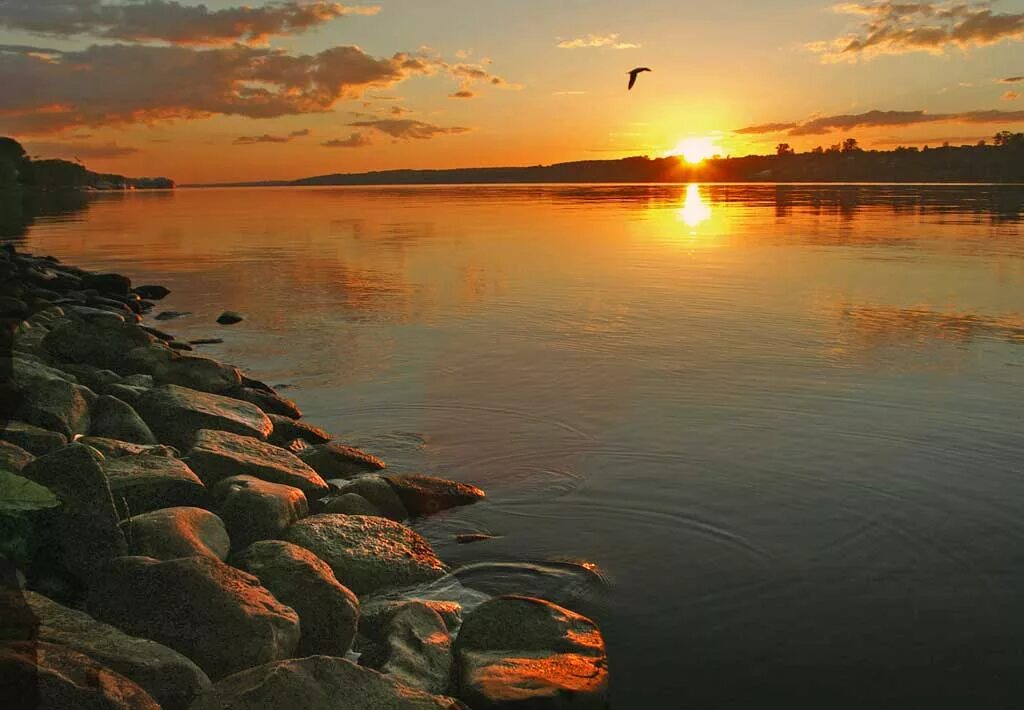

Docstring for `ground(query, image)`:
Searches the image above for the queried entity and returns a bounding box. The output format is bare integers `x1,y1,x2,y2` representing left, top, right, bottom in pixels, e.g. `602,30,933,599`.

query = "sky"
1,0,1022,183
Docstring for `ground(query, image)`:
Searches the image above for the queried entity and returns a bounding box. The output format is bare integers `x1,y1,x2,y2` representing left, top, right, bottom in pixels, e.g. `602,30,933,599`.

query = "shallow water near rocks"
12,184,1024,708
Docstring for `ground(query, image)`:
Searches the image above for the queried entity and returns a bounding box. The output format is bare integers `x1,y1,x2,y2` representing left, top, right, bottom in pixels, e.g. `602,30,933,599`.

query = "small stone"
298,441,386,479
155,310,191,321
217,311,244,325
384,474,485,517
121,507,231,561
322,492,383,517
330,475,408,521
189,338,224,346
267,413,331,448
225,385,301,419
455,533,499,545
81,272,132,296
134,284,170,300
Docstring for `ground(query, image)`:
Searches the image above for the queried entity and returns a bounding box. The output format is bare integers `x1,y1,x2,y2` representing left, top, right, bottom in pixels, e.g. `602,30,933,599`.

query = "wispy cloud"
24,139,139,159
1004,91,1021,101
556,33,640,50
0,1,380,46
734,121,800,135
348,118,470,139
735,108,1024,136
1001,76,1024,83
233,129,310,145
449,89,475,99
810,2,1024,62
323,132,371,148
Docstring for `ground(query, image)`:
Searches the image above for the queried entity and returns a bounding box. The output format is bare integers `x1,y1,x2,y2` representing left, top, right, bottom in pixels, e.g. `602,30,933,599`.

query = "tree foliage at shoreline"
0,137,174,190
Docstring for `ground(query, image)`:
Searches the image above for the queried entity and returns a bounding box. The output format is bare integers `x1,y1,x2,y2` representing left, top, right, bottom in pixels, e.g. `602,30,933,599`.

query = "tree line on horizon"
0,137,174,191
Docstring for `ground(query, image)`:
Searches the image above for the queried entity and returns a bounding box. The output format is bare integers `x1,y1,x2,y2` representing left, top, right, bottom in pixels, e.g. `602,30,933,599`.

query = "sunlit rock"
185,429,328,496
135,385,273,449
297,441,386,479
384,474,485,517
121,507,230,561
104,453,207,515
212,475,308,547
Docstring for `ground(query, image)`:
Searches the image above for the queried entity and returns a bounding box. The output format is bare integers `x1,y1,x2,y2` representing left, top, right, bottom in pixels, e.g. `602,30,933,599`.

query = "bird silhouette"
627,67,651,90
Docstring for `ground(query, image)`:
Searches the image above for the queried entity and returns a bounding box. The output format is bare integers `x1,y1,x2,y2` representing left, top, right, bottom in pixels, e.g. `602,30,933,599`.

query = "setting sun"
670,137,720,164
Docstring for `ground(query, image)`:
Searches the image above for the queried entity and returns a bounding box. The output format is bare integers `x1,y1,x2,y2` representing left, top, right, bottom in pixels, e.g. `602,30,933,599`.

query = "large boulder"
189,656,466,710
134,385,272,450
453,596,609,709
103,454,207,515
43,314,156,372
322,492,384,517
329,475,408,521
379,602,453,695
89,395,157,445
224,386,301,419
27,591,212,710
282,514,446,596
185,429,328,496
86,555,300,680
360,600,463,641
212,476,307,548
267,413,330,448
0,420,67,456
297,442,386,479
80,437,177,459
384,474,485,517
121,507,230,561
0,440,33,472
21,444,128,579
0,641,160,710
144,352,243,394
9,356,96,439
231,540,359,656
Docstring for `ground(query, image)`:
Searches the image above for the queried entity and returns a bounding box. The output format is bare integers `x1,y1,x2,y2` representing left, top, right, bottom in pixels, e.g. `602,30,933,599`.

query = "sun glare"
671,137,719,164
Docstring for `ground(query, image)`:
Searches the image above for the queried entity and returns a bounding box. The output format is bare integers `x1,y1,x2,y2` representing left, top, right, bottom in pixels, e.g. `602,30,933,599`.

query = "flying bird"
627,67,651,90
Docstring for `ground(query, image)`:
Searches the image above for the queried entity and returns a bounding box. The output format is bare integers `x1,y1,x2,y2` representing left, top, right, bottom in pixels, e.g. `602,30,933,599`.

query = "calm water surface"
14,184,1024,708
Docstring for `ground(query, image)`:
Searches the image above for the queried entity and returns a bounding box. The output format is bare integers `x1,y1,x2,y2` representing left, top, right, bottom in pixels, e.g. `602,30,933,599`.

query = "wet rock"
282,514,446,596
0,641,160,710
121,507,231,561
155,310,191,321
135,385,273,450
169,342,193,351
90,395,158,445
81,272,132,296
267,413,330,448
86,555,300,681
185,429,328,496
134,284,170,300
216,310,244,325
140,325,174,341
361,600,463,640
212,475,307,548
231,540,359,656
330,475,408,521
0,439,34,472
453,596,609,710
225,386,301,419
128,346,242,394
456,533,499,545
0,420,68,456
27,591,212,710
297,441,386,479
43,316,156,373
189,656,466,710
323,492,383,517
379,602,453,695
104,455,207,516
80,437,178,459
21,443,128,578
189,338,223,346
385,474,485,517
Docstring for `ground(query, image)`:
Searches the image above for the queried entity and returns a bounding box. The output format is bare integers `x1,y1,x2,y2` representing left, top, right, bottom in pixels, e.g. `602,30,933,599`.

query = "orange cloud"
736,108,1024,136
348,119,470,139
322,132,371,147
556,33,640,49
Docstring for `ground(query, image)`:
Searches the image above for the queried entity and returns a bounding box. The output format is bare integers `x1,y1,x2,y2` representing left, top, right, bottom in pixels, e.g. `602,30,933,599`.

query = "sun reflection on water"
677,183,712,229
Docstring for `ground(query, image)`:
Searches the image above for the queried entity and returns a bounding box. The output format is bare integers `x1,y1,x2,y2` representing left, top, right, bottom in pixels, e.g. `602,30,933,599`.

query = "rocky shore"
0,243,610,709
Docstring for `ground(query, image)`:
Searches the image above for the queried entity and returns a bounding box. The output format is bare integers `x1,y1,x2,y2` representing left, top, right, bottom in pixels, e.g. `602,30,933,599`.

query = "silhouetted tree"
993,131,1023,148
841,137,861,153
0,137,29,188
776,143,795,156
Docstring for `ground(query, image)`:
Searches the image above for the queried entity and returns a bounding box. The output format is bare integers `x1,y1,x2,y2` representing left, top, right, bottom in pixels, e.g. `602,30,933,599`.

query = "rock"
384,474,485,517
10,356,96,439
282,514,446,596
379,603,453,695
231,540,359,656
120,374,154,388
323,492,383,517
90,395,158,445
135,385,273,450
330,475,408,521
188,656,466,710
212,475,307,548
0,641,160,710
169,342,194,351
105,383,146,406
61,363,123,392
297,442,386,479
453,596,609,709
80,437,178,459
216,311,244,325
21,444,128,578
86,555,300,681
121,507,230,561
155,310,191,321
456,533,499,545
267,413,330,448
140,325,174,341
127,346,242,394
134,285,170,300
27,591,212,710
225,386,301,419
361,600,463,640
104,455,207,515
189,338,223,346
0,420,68,456
0,440,34,472
185,429,327,496
43,316,156,373
0,295,28,318
81,272,132,296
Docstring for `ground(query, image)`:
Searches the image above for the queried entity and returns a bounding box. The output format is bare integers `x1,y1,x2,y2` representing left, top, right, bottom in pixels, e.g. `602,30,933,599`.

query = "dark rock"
134,285,170,300
0,420,68,456
154,310,191,321
455,533,499,545
104,455,208,516
82,437,178,458
267,413,330,448
135,385,273,450
282,514,446,596
212,475,307,548
43,316,156,373
10,356,96,439
379,602,453,695
189,338,223,346
329,476,408,521
385,474,485,517
231,540,359,656
225,386,301,419
0,641,160,710
140,325,174,341
60,363,123,392
453,596,609,710
121,507,231,561
27,591,211,710
90,395,158,445
361,600,463,640
169,341,193,351
297,442,386,479
81,272,132,296
127,346,242,394
185,429,327,496
216,311,244,325
105,383,146,406
86,555,300,681
0,439,34,472
189,656,467,710
0,295,28,318
322,492,383,517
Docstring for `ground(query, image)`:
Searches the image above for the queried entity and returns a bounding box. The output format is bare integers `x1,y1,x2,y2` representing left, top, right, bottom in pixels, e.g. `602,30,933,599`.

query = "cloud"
556,33,640,49
322,132,370,147
1002,76,1024,83
0,43,446,134
233,129,312,144
812,2,1024,61
0,1,380,46
449,89,475,99
289,128,311,137
23,139,139,159
1004,91,1021,101
348,118,470,139
552,90,586,96
736,107,1024,136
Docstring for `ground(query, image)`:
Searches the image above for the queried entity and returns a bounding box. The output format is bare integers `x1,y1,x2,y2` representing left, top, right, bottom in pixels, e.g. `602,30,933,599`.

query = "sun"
670,137,720,164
